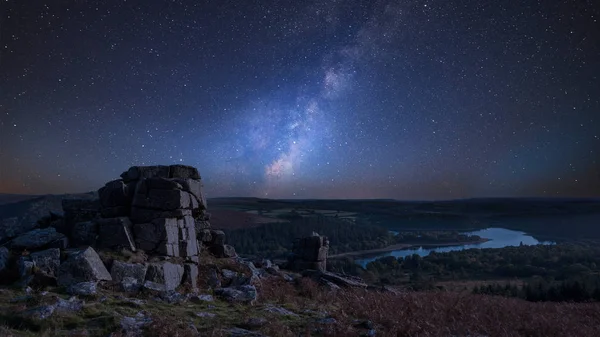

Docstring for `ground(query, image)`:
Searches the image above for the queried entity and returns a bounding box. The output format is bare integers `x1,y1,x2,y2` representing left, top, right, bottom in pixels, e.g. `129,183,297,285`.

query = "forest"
223,216,482,257
328,242,600,302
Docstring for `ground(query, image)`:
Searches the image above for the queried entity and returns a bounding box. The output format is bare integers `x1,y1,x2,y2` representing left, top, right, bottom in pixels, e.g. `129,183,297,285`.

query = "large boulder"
96,217,136,251
9,228,68,250
57,247,112,286
144,261,184,292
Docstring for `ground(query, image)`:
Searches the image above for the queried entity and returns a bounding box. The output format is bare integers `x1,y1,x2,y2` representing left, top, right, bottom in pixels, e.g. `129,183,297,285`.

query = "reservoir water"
356,227,554,267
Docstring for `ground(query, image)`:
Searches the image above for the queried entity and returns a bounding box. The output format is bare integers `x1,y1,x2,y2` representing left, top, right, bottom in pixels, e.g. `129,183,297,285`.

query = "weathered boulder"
110,260,147,285
144,261,184,292
30,248,60,278
9,227,68,250
96,217,136,251
71,221,98,246
57,247,112,286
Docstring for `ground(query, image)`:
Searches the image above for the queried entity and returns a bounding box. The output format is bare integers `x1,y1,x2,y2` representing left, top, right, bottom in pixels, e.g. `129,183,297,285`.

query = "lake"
356,227,555,267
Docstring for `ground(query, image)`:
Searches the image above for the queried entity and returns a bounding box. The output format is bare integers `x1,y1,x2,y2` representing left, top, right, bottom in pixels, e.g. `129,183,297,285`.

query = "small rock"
215,285,257,304
222,269,238,279
317,317,337,324
67,281,97,296
55,296,85,312
121,277,142,293
120,311,152,336
263,305,298,316
245,317,268,328
195,312,216,318
160,291,186,304
190,294,214,303
225,327,267,337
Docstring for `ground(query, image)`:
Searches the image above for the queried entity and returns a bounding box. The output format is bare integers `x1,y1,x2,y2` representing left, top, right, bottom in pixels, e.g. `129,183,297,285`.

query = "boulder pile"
0,165,238,294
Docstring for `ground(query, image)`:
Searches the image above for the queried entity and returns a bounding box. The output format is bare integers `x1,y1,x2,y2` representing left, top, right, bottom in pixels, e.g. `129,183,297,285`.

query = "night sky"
1,0,599,199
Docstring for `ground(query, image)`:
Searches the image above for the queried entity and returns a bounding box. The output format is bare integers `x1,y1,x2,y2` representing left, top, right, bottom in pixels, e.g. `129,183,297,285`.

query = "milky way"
1,0,599,199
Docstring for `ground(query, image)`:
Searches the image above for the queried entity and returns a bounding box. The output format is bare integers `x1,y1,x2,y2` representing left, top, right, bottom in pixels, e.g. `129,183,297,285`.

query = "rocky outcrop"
0,164,237,295
288,233,329,272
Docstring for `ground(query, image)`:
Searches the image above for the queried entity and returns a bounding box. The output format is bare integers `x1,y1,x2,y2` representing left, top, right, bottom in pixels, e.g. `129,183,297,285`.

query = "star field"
1,0,599,199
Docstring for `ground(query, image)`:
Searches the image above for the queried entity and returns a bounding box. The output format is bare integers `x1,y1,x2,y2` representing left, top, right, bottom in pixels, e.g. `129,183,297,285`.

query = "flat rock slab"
9,228,67,250
57,247,112,286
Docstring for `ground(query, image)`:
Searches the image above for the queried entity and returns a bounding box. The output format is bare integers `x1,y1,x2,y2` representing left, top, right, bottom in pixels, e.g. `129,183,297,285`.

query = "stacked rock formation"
94,165,234,261
288,232,329,272
1,165,238,293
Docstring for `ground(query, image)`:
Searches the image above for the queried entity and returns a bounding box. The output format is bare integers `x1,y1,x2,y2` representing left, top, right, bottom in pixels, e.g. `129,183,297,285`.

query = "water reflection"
357,228,554,267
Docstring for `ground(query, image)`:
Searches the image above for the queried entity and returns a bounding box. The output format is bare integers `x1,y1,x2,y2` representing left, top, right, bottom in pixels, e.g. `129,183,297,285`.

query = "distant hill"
0,193,40,205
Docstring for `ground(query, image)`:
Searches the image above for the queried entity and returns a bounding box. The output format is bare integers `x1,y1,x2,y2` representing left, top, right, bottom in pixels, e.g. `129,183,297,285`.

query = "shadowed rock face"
288,233,330,272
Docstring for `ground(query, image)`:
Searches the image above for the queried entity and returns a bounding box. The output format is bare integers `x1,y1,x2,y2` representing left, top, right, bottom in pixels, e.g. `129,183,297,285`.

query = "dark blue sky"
1,0,599,199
